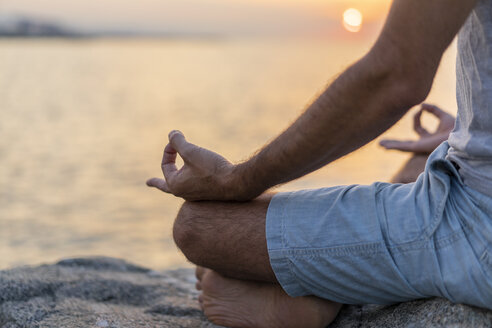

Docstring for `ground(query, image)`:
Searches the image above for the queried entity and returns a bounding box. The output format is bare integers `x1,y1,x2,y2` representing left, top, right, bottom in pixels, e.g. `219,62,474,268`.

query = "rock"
1,257,491,328
0,257,219,328
330,300,492,328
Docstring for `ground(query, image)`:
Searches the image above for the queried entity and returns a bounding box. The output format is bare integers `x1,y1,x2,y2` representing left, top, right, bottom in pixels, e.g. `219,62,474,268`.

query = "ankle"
314,298,342,327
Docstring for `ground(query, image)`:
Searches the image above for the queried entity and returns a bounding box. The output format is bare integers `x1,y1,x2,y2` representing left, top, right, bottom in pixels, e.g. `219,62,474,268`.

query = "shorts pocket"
377,183,434,245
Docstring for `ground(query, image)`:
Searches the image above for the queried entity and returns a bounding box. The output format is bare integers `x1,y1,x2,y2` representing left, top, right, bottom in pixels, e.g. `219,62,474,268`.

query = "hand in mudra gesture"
379,103,455,154
146,130,246,202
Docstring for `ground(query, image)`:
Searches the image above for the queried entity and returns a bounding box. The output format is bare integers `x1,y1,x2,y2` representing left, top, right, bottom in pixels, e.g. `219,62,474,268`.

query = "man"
147,0,492,326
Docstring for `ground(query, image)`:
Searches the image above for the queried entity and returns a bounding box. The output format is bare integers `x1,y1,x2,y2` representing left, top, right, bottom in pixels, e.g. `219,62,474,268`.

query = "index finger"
379,139,417,152
161,143,178,180
169,130,193,155
168,130,201,163
413,108,430,137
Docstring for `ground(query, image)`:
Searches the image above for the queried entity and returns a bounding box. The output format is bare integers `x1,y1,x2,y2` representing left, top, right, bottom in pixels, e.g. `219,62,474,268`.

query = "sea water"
0,37,457,270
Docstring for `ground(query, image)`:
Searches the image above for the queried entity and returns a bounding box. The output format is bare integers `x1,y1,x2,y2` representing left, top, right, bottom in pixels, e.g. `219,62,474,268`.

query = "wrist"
226,161,265,201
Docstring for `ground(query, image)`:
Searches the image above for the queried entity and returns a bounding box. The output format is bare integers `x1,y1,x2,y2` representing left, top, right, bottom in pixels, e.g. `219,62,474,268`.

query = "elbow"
372,62,434,118
365,41,437,116
396,75,432,110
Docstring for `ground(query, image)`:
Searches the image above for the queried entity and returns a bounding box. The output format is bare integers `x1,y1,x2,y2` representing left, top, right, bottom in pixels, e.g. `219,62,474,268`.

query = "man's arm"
147,0,476,201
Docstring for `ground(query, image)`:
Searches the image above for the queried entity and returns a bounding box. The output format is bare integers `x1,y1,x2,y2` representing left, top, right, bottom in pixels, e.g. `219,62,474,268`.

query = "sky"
0,0,391,36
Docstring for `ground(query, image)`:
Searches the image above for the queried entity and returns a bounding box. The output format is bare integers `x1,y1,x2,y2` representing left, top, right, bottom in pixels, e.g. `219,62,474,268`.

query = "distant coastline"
0,16,223,39
0,17,83,38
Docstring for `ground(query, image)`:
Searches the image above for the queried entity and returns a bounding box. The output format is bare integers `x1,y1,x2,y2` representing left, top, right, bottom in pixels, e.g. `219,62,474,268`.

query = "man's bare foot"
195,267,341,328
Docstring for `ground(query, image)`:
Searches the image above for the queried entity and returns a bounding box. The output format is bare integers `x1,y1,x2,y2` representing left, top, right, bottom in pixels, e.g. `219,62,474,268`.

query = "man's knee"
173,201,208,264
173,201,197,255
173,197,276,282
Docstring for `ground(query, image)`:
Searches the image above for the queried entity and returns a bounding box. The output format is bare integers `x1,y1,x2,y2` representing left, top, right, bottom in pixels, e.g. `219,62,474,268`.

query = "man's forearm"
229,0,476,200
233,52,426,198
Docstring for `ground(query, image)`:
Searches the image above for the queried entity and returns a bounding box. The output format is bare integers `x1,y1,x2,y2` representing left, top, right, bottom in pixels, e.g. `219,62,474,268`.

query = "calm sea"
0,38,457,270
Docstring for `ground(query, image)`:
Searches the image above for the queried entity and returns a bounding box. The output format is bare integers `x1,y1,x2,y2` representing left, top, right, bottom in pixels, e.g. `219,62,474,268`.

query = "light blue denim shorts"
266,142,492,309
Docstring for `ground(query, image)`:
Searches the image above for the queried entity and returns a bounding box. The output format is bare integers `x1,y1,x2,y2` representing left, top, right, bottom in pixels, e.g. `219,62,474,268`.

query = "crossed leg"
173,194,342,328
172,155,428,327
173,194,276,283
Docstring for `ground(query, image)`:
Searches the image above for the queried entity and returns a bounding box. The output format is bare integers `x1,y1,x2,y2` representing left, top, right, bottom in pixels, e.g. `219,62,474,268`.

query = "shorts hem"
266,192,307,297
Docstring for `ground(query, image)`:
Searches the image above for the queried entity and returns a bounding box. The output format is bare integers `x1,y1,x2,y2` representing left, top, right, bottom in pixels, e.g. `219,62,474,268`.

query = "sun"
343,8,363,33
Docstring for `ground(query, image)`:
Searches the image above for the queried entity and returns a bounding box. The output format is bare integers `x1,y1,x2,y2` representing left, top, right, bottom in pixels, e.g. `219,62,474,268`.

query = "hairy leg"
390,154,428,183
173,193,276,282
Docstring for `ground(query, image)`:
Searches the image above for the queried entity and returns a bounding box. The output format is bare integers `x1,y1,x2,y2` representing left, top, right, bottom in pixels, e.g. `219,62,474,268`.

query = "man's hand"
146,131,245,201
379,104,455,154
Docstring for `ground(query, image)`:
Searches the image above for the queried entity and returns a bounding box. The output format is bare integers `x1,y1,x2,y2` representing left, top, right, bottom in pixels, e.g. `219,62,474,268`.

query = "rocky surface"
1,257,491,327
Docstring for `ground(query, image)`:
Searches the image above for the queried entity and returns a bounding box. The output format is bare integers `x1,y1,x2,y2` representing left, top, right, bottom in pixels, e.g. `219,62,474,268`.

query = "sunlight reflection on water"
0,38,457,270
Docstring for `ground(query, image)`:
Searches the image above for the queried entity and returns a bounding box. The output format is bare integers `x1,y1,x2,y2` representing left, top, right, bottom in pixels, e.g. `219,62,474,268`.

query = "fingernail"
169,130,182,139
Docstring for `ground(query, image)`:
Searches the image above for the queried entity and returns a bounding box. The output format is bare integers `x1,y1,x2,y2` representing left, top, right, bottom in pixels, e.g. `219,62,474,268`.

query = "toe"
195,266,206,281
198,294,204,310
